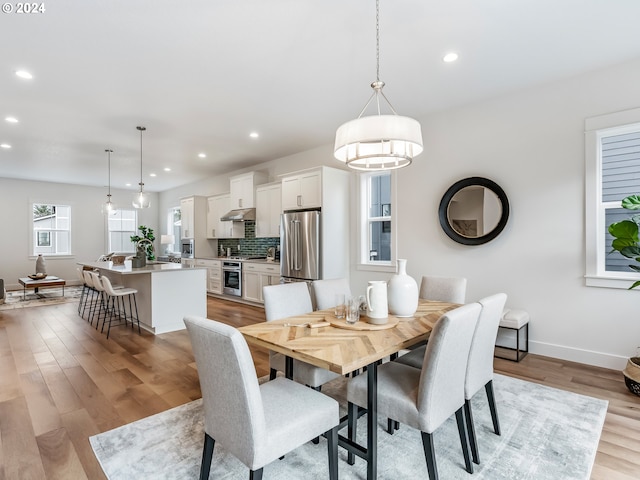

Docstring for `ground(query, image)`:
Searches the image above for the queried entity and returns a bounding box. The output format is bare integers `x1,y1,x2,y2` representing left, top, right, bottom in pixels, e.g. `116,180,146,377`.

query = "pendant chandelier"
132,126,151,209
102,148,114,214
334,0,423,171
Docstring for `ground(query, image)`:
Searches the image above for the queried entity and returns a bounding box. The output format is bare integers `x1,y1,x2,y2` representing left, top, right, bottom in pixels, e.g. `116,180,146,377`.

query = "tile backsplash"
218,221,279,257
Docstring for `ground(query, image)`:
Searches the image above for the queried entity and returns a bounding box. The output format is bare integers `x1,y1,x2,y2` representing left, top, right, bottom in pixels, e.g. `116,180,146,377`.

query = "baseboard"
530,340,628,371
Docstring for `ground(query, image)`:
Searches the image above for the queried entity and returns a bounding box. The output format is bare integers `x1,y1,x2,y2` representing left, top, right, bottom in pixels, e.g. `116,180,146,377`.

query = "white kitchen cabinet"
196,258,222,294
180,197,195,239
281,169,322,210
255,183,282,238
207,194,244,239
242,262,281,303
229,171,268,209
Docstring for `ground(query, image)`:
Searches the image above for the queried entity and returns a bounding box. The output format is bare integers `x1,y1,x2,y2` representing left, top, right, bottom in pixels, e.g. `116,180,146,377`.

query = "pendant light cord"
137,126,146,189
376,0,380,84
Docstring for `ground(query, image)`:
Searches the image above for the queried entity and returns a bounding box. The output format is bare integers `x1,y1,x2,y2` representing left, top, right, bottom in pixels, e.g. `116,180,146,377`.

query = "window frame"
356,171,397,273
585,107,640,289
31,202,72,257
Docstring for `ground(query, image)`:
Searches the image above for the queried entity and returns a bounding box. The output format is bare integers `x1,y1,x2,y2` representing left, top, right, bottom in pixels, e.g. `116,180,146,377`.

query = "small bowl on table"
28,273,47,280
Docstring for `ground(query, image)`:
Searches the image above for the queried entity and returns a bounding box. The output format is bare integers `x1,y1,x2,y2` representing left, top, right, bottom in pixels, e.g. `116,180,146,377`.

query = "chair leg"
327,426,338,480
420,431,438,480
199,433,215,480
387,418,394,435
347,401,357,465
455,407,473,474
249,468,263,480
269,368,277,380
464,399,480,465
485,380,501,435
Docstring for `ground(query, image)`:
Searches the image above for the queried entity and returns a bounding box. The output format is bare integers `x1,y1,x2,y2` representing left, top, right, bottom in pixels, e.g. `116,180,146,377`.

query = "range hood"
220,208,256,222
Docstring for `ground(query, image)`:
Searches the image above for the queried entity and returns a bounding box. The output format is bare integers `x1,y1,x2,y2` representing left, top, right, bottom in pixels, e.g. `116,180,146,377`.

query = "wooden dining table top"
239,300,459,375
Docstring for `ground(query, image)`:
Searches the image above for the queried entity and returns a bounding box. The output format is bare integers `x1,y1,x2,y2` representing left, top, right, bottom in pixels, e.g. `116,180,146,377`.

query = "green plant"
130,225,156,260
608,195,640,289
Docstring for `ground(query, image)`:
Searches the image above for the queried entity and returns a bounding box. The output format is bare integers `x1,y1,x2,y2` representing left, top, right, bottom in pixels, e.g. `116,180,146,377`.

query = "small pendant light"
102,148,115,214
132,126,151,209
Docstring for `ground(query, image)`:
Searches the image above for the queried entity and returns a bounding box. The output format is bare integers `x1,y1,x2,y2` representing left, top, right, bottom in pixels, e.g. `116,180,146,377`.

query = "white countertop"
80,260,206,274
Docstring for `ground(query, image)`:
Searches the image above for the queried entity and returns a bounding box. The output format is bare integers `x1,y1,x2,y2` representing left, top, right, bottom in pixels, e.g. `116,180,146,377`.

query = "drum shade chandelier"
132,126,151,209
334,0,423,171
102,148,114,214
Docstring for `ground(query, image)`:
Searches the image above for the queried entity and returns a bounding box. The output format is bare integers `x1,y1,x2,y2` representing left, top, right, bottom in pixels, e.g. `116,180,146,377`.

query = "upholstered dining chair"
346,303,481,480
394,275,468,369
311,278,352,310
464,292,507,465
263,282,341,388
184,316,339,480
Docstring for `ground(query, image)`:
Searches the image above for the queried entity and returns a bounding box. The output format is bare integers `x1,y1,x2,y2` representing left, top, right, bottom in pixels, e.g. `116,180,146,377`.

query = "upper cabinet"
255,183,282,238
229,172,268,209
207,194,244,239
180,197,195,239
281,169,322,210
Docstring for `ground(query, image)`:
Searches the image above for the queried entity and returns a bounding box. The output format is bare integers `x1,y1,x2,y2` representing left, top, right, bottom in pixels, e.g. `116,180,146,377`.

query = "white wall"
354,57,640,370
0,178,158,289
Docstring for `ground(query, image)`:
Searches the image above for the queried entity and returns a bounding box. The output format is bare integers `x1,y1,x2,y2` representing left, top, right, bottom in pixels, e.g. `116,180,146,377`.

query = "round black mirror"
438,177,509,245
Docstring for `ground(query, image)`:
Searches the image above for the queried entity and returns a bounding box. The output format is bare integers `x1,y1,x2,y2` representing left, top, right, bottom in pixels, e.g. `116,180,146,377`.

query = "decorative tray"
28,273,47,280
329,316,399,331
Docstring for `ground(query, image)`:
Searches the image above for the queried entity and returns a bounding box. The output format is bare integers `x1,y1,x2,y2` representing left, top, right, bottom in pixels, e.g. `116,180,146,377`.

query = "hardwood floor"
0,296,638,479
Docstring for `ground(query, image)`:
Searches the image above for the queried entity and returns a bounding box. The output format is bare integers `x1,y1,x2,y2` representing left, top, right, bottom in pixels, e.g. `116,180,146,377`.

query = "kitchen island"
80,260,206,334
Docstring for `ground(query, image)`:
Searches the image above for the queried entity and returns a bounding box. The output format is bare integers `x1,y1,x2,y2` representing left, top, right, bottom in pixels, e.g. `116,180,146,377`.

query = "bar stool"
100,275,141,339
76,267,89,315
87,271,109,331
81,270,99,323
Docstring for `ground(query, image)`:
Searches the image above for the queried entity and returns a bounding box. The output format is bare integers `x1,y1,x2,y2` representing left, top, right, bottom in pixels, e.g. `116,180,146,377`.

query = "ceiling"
2,0,640,193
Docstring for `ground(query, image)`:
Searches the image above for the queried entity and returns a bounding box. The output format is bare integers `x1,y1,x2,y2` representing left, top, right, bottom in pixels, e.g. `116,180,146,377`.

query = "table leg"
285,356,293,380
367,361,377,480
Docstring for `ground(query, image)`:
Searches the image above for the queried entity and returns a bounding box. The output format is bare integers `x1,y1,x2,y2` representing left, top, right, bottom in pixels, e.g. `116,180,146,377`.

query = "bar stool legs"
100,275,141,339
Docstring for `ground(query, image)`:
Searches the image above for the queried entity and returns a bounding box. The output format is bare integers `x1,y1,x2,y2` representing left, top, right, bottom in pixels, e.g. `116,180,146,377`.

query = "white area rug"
90,374,607,480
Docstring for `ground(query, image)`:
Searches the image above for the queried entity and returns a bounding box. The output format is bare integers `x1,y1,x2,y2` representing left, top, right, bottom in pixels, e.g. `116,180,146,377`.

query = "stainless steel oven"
181,238,194,258
222,261,242,296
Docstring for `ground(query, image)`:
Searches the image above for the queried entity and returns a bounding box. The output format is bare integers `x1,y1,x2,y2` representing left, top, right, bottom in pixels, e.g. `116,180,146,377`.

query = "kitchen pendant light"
102,148,115,214
334,0,423,171
132,126,151,209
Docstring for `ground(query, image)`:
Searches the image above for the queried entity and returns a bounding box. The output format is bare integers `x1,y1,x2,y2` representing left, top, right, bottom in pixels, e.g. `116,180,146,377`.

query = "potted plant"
608,194,640,395
130,225,156,261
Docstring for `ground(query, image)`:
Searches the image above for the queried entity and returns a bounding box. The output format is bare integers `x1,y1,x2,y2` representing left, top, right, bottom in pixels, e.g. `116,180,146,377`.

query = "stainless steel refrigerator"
280,209,320,282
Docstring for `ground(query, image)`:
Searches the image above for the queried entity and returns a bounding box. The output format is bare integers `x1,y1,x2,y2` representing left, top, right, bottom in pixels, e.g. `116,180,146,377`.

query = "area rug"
0,286,82,310
90,374,607,480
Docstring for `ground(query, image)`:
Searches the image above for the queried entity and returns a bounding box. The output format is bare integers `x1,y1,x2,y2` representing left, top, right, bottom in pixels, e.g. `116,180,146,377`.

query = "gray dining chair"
464,292,507,465
263,282,341,388
311,278,352,310
394,274,468,369
184,316,339,480
346,303,481,480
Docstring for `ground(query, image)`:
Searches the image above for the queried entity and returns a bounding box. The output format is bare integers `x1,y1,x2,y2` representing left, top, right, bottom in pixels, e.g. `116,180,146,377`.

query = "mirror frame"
438,176,510,246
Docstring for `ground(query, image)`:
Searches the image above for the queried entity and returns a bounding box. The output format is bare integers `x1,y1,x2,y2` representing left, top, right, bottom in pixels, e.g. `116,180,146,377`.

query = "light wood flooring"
0,296,638,479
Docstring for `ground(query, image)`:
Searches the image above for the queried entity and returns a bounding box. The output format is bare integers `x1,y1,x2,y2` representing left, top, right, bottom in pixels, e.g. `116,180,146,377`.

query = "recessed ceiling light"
443,52,459,63
149,173,157,177
198,153,207,158
164,167,171,172
125,183,132,187
15,70,33,79
5,116,18,123
249,132,259,138
0,143,11,149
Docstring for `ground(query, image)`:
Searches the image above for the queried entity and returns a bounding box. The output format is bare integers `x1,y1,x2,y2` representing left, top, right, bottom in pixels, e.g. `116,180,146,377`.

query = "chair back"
419,275,467,303
311,278,352,310
417,302,480,433
183,316,265,467
100,275,118,296
263,282,313,321
77,267,86,284
465,293,507,399
82,270,94,288
88,271,105,292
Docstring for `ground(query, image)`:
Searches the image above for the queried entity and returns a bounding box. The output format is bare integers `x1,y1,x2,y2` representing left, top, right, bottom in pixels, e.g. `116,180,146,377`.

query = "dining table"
238,299,459,480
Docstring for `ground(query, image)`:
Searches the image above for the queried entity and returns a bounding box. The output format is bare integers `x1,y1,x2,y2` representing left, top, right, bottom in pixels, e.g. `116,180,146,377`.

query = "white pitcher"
366,280,389,324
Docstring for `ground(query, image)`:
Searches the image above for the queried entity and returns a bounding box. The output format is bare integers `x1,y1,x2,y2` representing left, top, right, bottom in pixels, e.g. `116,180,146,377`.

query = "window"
585,108,640,288
32,203,71,255
107,209,137,253
167,206,181,252
358,171,396,269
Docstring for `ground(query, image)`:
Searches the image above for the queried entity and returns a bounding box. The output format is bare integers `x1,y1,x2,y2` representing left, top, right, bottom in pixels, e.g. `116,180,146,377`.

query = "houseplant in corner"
608,194,640,395
130,225,156,261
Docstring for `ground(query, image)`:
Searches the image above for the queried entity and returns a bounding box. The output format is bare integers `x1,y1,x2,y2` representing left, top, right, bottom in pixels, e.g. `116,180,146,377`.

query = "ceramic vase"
388,259,418,317
35,254,47,275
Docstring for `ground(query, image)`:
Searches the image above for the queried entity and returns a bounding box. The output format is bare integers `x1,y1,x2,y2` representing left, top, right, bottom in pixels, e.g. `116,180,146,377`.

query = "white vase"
35,254,47,275
388,259,418,317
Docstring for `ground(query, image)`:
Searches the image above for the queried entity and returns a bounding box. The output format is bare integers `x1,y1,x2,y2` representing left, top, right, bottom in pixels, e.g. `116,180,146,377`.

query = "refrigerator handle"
293,219,300,271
